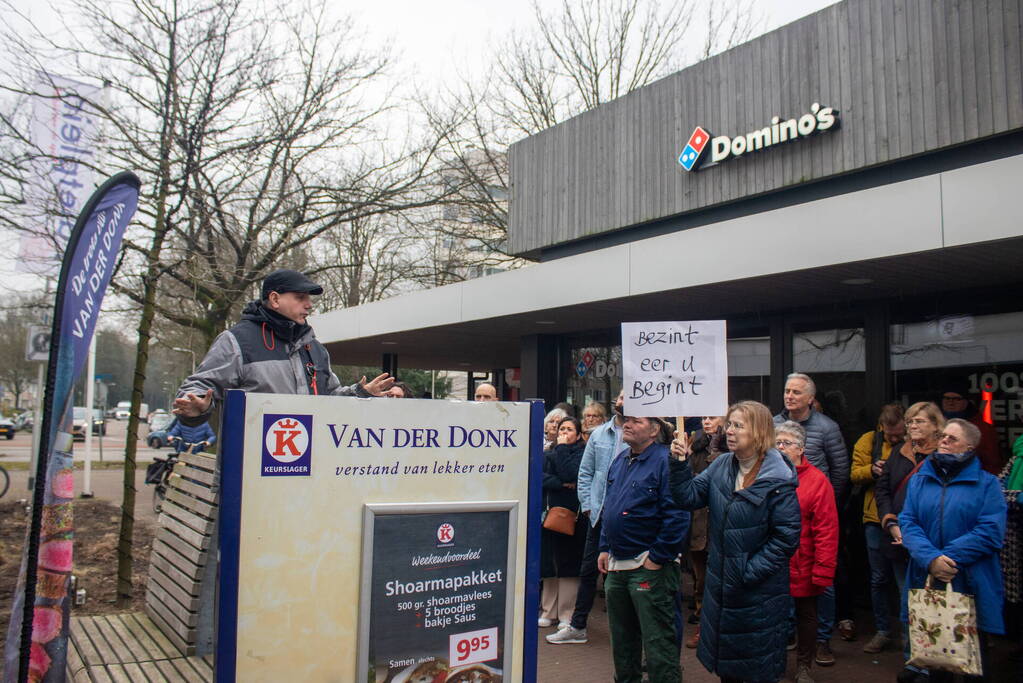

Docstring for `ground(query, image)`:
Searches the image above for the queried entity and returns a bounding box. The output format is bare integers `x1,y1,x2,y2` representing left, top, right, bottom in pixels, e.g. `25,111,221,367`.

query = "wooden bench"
68,451,219,682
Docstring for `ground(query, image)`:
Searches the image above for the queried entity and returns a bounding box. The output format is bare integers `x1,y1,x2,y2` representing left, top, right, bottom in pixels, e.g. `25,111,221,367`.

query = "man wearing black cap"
173,269,393,423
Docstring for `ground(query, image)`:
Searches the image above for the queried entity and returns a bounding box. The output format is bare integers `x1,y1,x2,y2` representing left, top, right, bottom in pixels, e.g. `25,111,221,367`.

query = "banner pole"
27,364,44,493
83,335,97,497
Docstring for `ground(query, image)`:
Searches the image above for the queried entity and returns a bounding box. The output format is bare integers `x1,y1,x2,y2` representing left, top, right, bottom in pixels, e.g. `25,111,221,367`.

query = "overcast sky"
1,0,840,291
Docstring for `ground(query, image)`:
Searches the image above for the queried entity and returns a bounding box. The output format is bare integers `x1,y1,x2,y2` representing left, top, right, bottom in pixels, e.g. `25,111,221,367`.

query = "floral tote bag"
906,577,982,675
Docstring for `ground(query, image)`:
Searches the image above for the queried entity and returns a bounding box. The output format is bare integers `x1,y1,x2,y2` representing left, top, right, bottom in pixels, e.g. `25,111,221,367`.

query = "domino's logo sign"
678,126,711,171
261,414,313,476
679,104,839,172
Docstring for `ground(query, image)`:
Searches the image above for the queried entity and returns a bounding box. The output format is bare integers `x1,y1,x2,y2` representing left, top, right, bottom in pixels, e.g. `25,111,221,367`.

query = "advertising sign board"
216,391,543,682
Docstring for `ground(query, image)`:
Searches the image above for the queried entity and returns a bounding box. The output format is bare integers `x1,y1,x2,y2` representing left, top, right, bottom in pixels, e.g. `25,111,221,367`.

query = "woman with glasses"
669,401,800,683
775,421,839,683
899,418,1006,682
874,401,944,681
580,401,608,442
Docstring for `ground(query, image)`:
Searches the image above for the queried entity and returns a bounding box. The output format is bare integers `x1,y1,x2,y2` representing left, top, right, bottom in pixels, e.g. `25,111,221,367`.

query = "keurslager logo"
261,414,313,476
436,522,455,547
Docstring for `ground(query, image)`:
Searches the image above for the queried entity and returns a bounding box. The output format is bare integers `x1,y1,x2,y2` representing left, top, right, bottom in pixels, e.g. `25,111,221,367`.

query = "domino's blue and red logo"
261,414,313,476
678,126,711,171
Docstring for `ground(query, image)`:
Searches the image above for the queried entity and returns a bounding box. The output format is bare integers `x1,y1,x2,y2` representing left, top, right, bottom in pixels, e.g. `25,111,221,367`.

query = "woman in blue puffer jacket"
899,418,1006,683
669,401,801,683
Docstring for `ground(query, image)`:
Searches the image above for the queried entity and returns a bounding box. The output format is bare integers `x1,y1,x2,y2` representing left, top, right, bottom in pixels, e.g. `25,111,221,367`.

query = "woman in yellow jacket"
849,403,905,654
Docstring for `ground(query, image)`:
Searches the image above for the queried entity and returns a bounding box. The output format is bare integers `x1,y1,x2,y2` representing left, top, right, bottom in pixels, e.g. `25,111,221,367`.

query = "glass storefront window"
727,336,771,405
565,335,773,415
566,346,622,413
793,327,868,444
891,311,1023,453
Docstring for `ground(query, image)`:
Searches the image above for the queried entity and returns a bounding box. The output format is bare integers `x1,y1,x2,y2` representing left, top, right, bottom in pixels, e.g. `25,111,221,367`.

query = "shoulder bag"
542,506,578,535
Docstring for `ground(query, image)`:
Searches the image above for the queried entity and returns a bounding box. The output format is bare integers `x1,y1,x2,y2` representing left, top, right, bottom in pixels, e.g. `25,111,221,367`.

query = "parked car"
115,401,150,421
147,415,177,449
0,417,14,440
72,407,106,441
147,408,169,426
12,412,32,431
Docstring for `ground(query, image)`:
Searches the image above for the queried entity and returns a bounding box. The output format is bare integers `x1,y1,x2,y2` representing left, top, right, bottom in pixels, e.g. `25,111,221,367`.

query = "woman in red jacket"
776,420,839,683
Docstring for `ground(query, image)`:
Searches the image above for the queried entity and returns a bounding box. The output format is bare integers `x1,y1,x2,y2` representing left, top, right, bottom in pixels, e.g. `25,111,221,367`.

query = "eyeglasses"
939,432,962,443
775,440,799,449
725,421,746,431
905,418,932,426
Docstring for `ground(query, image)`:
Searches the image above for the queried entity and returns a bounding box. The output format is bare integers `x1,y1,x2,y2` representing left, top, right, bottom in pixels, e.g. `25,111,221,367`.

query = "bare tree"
1,0,451,608
0,297,46,411
421,0,760,268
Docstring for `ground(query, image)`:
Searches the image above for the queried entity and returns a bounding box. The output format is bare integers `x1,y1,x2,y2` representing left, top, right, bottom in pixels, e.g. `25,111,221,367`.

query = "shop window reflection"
565,336,773,415
891,311,1023,454
566,346,622,414
793,327,868,446
728,336,771,404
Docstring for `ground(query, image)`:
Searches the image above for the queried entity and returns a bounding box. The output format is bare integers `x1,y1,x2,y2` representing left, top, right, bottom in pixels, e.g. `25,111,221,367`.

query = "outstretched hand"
360,372,395,396
172,389,213,417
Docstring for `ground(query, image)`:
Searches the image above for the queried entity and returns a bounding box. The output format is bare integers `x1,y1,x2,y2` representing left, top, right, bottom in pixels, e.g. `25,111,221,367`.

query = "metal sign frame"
357,501,519,682
215,390,545,682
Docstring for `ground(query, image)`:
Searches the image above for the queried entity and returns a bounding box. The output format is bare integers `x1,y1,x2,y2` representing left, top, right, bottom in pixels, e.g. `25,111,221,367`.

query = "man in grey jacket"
173,269,392,423
773,372,848,666
547,390,625,645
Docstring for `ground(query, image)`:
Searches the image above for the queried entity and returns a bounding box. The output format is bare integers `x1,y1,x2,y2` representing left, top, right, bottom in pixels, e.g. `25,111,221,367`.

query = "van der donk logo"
262,414,313,476
678,103,838,172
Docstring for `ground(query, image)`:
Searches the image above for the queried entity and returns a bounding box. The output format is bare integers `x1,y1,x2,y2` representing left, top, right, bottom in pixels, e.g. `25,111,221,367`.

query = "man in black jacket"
174,269,392,423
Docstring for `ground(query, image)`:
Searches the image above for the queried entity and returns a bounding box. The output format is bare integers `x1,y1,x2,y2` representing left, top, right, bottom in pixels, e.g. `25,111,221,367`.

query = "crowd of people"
538,374,1022,683
176,271,1020,683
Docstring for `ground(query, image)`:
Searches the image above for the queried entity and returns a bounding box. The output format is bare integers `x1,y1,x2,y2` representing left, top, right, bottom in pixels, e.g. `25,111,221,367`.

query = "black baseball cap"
261,269,324,300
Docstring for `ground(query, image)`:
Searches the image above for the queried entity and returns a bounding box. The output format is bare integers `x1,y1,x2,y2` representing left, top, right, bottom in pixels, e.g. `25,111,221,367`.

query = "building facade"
318,0,1023,455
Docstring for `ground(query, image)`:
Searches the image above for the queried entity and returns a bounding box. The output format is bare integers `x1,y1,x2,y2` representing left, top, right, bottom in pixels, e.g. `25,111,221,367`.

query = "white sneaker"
557,621,570,631
537,617,553,628
546,626,587,644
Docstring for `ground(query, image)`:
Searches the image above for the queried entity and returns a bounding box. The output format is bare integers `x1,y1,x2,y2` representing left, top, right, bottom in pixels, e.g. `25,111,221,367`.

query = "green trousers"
604,563,681,683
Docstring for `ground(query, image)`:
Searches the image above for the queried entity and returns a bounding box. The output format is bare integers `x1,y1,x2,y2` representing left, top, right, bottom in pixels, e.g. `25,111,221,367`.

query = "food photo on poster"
361,505,516,683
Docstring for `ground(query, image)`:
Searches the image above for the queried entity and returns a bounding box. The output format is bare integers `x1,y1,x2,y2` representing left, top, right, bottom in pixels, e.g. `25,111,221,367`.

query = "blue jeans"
892,555,922,670
816,584,835,642
864,523,893,634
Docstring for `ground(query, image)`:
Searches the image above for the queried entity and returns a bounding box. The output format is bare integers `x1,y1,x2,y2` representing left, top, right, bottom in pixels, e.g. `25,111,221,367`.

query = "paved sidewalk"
538,587,1019,682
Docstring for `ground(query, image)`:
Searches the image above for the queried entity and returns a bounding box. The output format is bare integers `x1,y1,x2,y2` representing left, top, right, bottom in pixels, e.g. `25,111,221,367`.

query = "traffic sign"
26,325,50,362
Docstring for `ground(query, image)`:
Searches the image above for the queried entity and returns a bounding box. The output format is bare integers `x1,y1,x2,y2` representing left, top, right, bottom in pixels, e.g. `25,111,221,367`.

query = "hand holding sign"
622,321,728,418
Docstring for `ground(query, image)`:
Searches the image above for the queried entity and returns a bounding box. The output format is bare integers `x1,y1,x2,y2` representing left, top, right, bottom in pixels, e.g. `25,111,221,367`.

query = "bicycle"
0,464,9,499
146,438,208,513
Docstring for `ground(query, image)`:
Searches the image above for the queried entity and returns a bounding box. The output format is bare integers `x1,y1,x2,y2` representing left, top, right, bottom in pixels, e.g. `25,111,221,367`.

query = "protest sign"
621,320,729,418
360,504,515,682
